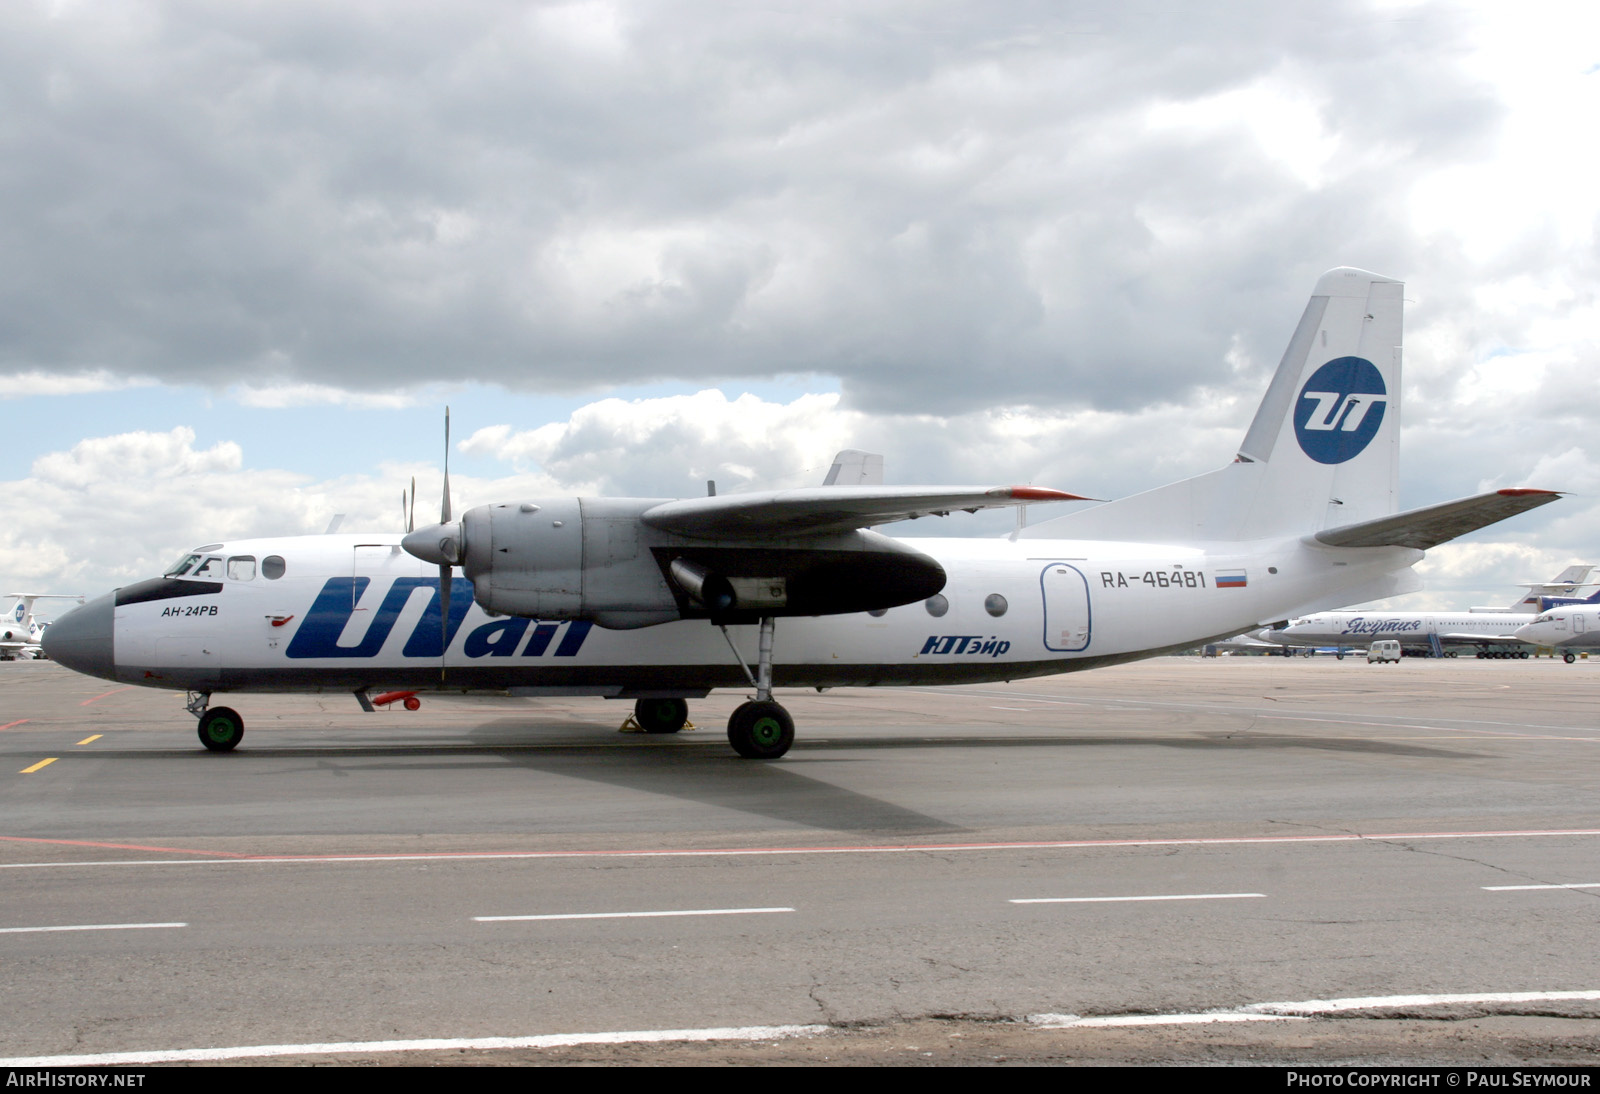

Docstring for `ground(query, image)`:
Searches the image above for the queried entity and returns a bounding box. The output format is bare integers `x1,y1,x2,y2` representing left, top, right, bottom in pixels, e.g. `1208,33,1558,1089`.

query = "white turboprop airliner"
2,594,84,660
45,267,1561,758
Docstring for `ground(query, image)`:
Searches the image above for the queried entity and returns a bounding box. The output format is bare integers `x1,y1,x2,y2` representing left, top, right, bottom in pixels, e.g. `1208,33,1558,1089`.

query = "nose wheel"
197,706,244,752
633,697,690,734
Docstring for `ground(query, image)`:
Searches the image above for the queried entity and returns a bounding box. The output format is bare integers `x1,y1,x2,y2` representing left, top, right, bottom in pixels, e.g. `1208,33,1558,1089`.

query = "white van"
1366,640,1402,664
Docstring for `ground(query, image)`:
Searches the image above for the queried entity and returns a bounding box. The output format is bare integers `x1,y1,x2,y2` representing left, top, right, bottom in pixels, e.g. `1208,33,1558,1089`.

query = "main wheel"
634,697,689,734
727,700,794,760
197,706,244,752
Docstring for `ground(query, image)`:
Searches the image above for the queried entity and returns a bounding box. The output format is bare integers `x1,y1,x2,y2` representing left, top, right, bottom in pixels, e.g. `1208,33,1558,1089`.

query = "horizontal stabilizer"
643,486,1088,539
1311,489,1560,550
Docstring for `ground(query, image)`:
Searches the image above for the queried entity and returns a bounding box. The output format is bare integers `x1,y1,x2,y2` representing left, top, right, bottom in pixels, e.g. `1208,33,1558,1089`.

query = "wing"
640,486,1089,539
1436,632,1525,646
1312,489,1560,550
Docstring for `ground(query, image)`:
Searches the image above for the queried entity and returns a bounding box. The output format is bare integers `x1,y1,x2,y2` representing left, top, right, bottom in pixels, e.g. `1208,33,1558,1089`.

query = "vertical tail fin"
1021,267,1404,543
1511,565,1595,611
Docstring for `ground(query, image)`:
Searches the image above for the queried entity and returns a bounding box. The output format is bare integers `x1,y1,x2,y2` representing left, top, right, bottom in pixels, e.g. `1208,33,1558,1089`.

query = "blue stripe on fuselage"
284,577,589,659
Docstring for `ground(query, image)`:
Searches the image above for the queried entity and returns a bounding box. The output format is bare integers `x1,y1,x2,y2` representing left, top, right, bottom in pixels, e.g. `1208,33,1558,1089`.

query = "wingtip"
1006,486,1096,503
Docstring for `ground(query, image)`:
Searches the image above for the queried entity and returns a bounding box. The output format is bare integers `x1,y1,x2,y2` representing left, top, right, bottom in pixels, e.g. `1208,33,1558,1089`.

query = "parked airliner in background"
1514,589,1600,662
2,594,84,660
1261,565,1596,658
45,268,1560,758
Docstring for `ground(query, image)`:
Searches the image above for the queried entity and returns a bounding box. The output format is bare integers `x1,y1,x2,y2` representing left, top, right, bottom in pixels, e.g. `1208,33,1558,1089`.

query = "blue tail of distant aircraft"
1540,586,1600,612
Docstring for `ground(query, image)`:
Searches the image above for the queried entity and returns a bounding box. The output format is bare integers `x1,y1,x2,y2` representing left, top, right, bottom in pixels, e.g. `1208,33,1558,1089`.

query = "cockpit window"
227,556,257,582
164,554,202,578
191,556,225,579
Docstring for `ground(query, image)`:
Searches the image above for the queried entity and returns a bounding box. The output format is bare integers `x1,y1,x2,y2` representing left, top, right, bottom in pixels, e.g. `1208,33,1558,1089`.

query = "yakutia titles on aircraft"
44,267,1560,759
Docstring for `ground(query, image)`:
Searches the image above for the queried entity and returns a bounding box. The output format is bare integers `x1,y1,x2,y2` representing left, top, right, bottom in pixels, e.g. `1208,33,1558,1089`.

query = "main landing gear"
632,697,690,734
188,692,243,752
719,616,795,760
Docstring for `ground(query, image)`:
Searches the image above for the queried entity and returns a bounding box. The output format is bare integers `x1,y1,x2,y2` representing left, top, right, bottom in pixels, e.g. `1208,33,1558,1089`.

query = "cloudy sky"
3,0,1596,611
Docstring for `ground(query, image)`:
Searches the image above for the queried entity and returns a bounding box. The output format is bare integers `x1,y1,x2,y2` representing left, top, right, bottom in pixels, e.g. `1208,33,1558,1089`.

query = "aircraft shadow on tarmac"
57,721,1481,835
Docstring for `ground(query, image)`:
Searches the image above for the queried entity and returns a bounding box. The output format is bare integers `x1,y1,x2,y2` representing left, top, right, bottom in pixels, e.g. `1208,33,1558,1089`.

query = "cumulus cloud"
0,0,1525,417
228,382,429,409
459,383,1254,501
0,370,155,399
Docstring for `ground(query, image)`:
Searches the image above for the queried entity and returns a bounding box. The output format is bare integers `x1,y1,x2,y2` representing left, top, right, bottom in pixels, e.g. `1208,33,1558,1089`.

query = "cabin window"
925,594,949,618
262,555,287,580
227,556,257,582
985,593,1008,617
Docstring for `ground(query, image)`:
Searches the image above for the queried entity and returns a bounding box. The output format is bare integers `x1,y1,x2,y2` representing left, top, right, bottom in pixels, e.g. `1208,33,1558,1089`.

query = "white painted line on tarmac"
0,922,186,934
1011,892,1265,905
0,1023,830,1067
4,826,1600,870
1037,1011,1301,1028
1483,883,1600,891
476,907,794,922
1032,989,1600,1029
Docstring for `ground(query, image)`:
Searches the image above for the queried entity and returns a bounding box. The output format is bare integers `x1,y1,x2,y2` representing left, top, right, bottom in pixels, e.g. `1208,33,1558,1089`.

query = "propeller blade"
441,406,452,524
408,477,416,534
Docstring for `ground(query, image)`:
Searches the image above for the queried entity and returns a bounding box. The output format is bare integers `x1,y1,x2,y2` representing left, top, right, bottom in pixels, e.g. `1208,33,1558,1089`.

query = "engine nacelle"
407,496,948,629
458,498,680,629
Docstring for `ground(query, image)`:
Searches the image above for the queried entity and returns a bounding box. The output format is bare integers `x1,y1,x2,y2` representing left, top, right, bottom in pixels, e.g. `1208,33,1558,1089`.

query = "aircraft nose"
41,593,116,681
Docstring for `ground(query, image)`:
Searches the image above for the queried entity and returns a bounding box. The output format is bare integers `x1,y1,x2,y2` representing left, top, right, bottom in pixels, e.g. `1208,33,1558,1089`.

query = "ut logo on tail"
1294,356,1388,465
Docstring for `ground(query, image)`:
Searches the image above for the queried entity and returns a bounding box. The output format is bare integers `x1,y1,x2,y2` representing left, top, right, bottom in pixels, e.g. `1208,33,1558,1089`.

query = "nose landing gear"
188,692,243,752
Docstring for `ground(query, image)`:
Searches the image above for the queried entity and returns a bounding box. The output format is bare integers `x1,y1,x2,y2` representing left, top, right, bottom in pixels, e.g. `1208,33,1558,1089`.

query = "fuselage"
46,531,1420,696
1514,609,1600,651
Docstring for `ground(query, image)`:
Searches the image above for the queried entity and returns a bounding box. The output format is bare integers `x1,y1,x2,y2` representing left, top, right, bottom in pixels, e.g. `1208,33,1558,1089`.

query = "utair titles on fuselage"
44,268,1560,758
